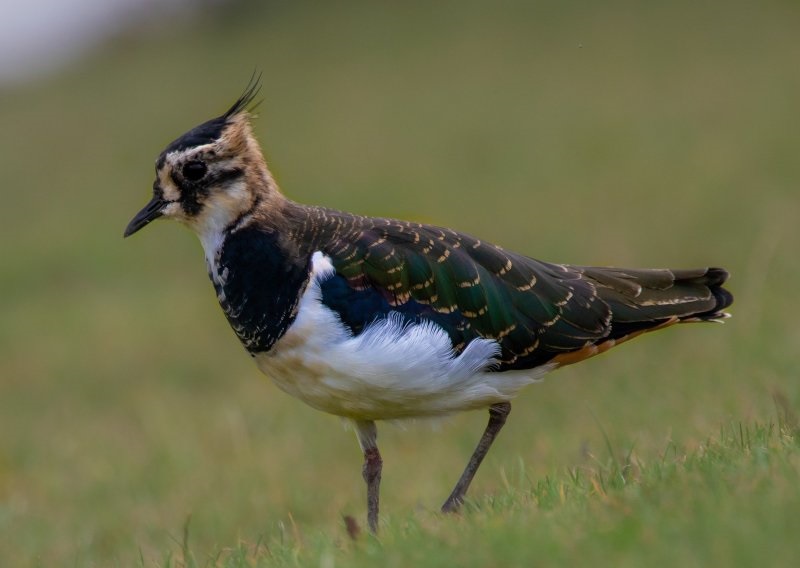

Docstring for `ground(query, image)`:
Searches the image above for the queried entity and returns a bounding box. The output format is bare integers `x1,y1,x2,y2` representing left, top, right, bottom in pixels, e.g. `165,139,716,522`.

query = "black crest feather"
224,71,263,119
159,73,263,158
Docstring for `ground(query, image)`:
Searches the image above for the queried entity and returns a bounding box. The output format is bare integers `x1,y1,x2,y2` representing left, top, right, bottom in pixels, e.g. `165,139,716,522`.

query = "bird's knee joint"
490,402,511,422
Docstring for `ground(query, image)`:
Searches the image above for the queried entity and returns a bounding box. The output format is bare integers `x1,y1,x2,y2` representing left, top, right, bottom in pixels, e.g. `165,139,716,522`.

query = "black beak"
124,195,167,237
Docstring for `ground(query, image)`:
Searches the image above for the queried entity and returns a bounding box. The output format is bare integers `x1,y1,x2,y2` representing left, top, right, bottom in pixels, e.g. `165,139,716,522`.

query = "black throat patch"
212,225,311,354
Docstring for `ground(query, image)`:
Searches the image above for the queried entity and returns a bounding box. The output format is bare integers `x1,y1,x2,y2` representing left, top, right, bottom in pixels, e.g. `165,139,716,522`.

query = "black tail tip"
703,267,733,319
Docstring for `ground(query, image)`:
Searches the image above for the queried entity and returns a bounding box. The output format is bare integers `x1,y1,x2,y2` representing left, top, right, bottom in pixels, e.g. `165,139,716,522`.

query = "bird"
124,78,733,534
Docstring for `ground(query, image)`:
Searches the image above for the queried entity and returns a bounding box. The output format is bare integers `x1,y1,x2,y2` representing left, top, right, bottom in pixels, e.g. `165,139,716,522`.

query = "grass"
164,420,800,567
0,0,799,566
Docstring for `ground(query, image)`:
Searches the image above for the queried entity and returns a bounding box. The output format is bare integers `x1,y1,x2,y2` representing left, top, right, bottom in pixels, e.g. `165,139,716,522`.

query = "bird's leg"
354,420,382,534
441,401,511,513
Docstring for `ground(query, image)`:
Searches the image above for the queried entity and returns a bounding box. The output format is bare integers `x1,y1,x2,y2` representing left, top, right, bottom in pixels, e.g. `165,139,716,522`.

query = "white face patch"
161,201,182,217
160,178,181,203
191,178,251,237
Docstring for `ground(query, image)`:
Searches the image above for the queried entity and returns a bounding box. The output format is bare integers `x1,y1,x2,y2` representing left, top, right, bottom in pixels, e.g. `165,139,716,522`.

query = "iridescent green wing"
317,216,611,370
306,208,731,371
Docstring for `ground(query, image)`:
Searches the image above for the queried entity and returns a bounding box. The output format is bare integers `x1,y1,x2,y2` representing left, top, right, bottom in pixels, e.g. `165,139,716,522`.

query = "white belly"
254,253,554,420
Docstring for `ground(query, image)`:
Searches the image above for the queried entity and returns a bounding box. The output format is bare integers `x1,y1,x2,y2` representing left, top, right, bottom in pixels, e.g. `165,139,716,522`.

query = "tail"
580,266,733,343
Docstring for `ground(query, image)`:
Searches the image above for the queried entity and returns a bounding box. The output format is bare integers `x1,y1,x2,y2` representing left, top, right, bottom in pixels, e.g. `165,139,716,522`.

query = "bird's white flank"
255,252,555,420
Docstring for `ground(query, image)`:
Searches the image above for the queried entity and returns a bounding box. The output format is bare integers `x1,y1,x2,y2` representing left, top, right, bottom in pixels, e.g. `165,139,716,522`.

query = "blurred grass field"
1,1,798,566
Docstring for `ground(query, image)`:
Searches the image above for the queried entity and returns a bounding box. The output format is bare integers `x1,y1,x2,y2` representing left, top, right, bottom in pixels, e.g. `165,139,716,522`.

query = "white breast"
254,252,555,420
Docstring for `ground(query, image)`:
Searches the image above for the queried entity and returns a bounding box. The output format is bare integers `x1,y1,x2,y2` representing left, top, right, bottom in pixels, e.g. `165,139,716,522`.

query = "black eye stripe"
209,167,245,185
168,164,246,220
170,165,243,188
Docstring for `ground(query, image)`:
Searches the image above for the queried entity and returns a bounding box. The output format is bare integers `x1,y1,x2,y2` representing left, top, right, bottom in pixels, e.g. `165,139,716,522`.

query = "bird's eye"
182,161,207,181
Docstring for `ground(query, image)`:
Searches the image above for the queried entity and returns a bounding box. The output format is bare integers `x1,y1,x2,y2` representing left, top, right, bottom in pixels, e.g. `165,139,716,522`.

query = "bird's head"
124,77,283,238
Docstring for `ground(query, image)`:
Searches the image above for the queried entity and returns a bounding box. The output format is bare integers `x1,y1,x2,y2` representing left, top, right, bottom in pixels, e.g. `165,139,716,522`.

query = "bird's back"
285,204,732,373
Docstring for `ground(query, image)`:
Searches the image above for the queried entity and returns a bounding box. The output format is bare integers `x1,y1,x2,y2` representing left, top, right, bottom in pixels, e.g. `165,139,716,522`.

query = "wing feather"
295,208,731,372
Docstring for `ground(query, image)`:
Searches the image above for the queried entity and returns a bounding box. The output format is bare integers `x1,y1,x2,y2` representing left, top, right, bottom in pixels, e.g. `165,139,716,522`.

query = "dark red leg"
355,420,382,533
441,402,511,513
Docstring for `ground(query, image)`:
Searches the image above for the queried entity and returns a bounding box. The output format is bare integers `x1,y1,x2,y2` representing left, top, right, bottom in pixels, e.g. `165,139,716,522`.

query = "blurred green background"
0,1,798,565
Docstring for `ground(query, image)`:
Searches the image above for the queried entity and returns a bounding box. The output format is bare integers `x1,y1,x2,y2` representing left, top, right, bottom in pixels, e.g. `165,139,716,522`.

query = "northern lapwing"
125,79,733,533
